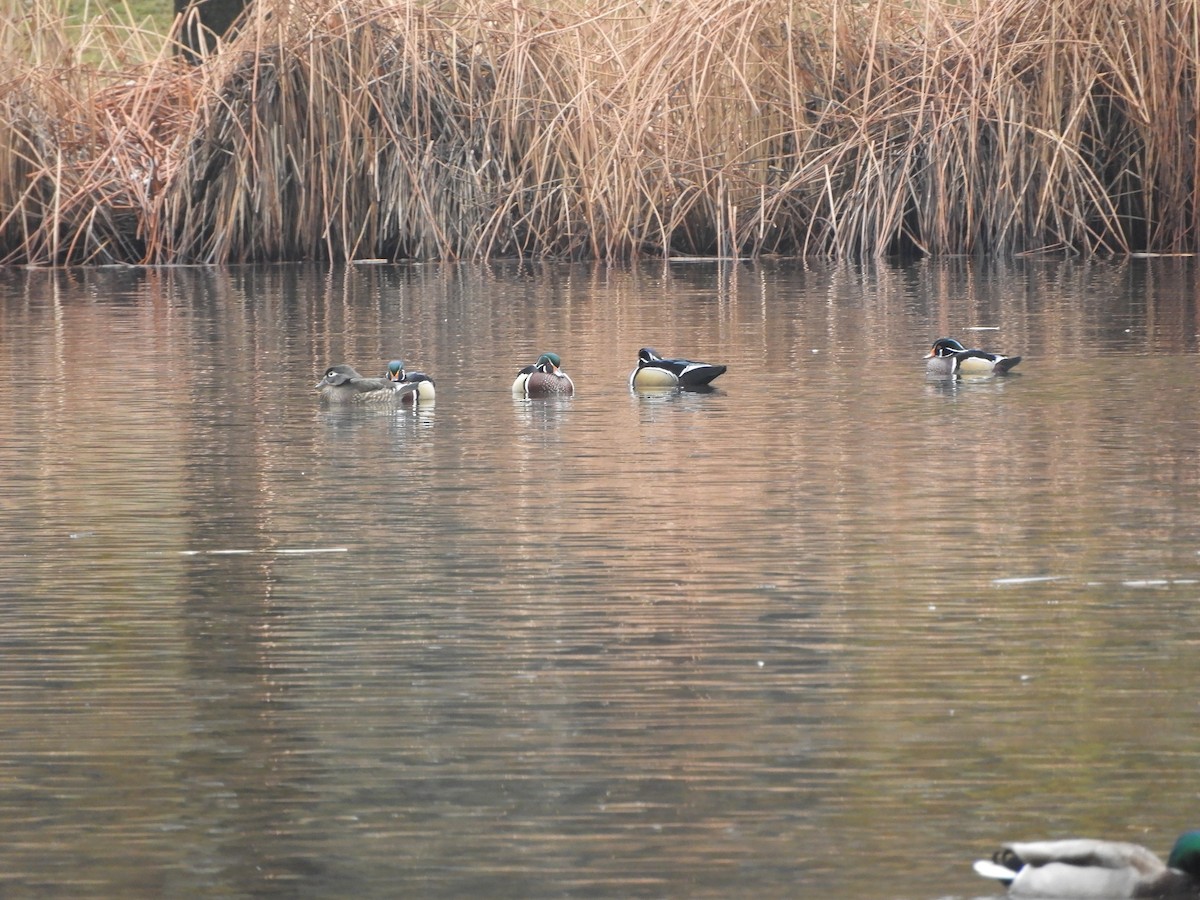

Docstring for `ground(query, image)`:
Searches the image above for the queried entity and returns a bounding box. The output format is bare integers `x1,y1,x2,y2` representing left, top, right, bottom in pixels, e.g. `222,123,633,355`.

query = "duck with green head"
973,830,1200,898
316,364,420,404
512,352,574,398
385,359,436,403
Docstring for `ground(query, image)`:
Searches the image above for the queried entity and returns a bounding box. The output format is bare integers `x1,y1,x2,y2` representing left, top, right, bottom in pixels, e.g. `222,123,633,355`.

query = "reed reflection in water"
0,259,1198,898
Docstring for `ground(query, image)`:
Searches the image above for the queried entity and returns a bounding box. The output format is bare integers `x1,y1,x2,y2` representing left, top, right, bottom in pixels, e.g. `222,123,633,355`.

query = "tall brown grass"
1,0,1196,264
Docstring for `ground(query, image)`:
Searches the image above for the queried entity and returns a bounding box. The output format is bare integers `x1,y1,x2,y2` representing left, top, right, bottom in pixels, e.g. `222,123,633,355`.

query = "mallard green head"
1167,831,1200,876
386,359,405,381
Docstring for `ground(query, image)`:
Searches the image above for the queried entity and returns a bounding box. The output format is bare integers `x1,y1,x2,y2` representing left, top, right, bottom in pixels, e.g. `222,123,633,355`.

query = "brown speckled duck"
512,353,574,398
316,364,420,404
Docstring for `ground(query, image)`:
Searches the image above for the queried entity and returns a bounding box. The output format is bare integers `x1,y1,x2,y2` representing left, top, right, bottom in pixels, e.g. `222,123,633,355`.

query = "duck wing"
654,357,726,386
975,840,1166,899
350,376,420,399
1005,839,1164,874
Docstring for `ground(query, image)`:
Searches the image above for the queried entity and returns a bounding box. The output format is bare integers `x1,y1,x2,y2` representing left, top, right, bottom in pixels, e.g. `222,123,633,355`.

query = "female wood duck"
973,831,1200,898
316,364,420,403
925,337,1022,376
628,347,727,389
385,359,436,403
512,352,574,397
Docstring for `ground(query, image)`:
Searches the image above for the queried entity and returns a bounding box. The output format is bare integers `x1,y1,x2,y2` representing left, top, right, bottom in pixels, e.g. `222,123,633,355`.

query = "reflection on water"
0,259,1198,898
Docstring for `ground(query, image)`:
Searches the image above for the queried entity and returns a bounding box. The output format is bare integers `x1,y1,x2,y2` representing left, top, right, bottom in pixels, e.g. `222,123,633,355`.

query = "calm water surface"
1,259,1199,898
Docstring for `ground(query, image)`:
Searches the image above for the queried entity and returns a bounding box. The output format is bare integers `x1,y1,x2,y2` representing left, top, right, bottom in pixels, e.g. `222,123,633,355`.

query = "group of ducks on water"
314,339,1200,900
316,337,1022,404
315,347,729,403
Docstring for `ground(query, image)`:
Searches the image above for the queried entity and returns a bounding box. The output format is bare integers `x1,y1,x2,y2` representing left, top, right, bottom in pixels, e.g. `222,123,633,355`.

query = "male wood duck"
629,347,727,389
973,831,1200,898
316,364,420,403
512,352,574,397
925,337,1022,376
385,359,436,403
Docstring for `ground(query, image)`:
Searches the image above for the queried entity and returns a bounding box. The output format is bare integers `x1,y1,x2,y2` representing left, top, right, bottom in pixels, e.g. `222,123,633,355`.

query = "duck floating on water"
512,352,574,398
925,337,1022,376
972,831,1200,898
385,359,436,403
316,364,420,404
628,347,726,390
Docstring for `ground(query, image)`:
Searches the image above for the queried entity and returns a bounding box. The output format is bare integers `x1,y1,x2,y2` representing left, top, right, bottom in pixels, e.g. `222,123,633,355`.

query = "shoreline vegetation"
2,0,1197,265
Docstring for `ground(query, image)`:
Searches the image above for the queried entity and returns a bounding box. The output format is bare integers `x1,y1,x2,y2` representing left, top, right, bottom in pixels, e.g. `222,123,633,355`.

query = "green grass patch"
66,0,174,34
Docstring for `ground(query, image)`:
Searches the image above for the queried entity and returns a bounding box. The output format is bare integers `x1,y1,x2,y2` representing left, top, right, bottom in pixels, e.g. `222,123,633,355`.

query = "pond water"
1,258,1198,899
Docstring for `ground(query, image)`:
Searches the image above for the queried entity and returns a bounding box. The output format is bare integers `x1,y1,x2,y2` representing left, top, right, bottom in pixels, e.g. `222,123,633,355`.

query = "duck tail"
994,355,1022,374
973,859,1018,884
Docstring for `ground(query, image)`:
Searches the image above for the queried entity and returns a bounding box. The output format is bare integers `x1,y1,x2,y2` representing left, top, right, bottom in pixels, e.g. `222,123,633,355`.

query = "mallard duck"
385,359,436,403
973,831,1200,898
316,364,420,404
512,352,574,397
628,347,726,389
925,337,1022,376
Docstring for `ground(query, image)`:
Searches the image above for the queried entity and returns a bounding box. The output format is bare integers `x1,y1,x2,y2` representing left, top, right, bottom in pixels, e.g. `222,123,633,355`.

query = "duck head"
1168,831,1200,877
925,337,966,360
316,364,362,388
535,352,564,374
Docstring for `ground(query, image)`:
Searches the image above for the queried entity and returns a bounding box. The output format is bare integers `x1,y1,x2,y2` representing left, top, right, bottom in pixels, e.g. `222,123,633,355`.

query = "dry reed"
0,0,1196,264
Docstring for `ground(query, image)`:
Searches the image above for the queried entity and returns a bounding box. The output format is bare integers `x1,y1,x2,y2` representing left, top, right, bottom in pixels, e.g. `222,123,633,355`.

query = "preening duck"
512,352,574,397
972,831,1200,898
925,337,1022,376
628,347,726,389
316,364,421,403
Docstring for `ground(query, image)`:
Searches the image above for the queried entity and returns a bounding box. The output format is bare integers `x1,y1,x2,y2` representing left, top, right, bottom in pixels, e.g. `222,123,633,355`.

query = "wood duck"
512,353,574,398
973,831,1200,898
629,347,726,389
316,364,419,403
925,337,1022,376
385,359,436,403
